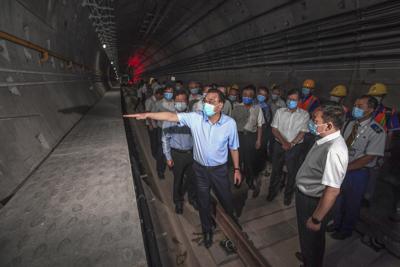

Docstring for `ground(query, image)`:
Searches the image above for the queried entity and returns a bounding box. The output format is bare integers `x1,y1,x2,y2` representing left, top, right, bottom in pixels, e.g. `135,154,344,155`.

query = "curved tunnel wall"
124,0,399,108
0,0,110,201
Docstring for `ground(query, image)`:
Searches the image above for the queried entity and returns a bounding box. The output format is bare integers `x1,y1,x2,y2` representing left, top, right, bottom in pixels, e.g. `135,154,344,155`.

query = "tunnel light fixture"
84,1,118,70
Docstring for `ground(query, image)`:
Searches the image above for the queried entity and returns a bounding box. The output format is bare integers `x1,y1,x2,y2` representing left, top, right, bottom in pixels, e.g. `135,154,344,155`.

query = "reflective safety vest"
374,104,399,132
299,95,319,113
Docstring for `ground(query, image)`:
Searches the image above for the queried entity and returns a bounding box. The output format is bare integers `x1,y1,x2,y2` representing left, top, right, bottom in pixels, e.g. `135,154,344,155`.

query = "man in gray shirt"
295,104,348,267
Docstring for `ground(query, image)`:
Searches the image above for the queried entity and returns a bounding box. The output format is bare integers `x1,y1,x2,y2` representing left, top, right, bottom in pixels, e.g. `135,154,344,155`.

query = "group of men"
124,78,398,267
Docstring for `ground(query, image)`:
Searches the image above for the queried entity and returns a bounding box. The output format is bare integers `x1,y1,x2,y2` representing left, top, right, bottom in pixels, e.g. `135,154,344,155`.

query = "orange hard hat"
303,79,316,89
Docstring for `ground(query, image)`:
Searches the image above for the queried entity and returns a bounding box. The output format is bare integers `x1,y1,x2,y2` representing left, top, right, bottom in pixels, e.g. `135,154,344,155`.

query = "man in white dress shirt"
295,104,348,267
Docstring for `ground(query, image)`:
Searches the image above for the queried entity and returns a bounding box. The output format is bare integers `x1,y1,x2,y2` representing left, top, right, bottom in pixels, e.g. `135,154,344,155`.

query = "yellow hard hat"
367,83,387,96
303,79,315,89
330,85,347,97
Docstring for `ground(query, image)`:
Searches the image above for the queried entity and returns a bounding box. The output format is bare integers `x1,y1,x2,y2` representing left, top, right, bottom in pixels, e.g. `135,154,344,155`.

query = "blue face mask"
228,95,237,102
308,120,327,136
174,102,187,112
302,88,311,96
190,88,199,95
352,107,364,119
242,97,253,105
164,92,173,100
287,100,298,109
257,95,266,102
203,102,216,117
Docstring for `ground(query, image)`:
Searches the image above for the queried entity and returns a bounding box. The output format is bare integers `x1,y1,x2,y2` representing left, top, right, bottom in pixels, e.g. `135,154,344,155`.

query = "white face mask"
329,96,341,103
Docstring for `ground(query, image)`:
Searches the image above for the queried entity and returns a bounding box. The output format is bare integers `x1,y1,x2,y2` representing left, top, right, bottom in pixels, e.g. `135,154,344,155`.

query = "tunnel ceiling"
113,0,399,80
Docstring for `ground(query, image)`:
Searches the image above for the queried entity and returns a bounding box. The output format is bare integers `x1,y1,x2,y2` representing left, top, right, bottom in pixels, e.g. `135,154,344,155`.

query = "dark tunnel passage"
1,0,400,266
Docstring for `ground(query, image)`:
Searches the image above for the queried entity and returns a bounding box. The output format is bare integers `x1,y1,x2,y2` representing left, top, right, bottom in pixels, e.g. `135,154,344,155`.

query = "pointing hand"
123,113,148,120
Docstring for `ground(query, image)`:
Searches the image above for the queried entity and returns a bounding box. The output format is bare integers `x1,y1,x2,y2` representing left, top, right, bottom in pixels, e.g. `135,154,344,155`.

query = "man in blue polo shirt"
124,88,242,248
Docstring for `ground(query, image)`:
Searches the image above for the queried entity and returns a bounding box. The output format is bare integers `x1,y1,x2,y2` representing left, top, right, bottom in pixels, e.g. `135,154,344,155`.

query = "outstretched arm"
123,112,179,122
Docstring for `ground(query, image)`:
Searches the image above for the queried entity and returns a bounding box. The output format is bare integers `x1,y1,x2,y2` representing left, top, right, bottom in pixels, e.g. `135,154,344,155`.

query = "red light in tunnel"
127,52,145,83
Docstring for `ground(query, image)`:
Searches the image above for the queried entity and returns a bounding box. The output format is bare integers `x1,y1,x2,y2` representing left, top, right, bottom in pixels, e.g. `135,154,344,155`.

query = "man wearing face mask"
145,88,164,159
267,89,310,205
367,83,399,132
364,83,399,207
162,90,198,214
299,79,320,113
232,85,265,197
152,85,176,179
328,95,386,240
256,87,273,168
124,88,241,248
218,86,233,116
227,84,240,105
192,85,211,112
295,104,348,267
268,85,286,117
188,81,201,102
329,85,350,118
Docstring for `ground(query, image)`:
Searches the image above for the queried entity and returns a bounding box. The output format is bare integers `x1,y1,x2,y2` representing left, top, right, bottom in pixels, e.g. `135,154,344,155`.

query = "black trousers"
268,141,303,199
254,124,270,174
155,127,166,175
147,128,158,159
239,132,257,186
296,190,327,267
171,149,197,204
192,162,235,233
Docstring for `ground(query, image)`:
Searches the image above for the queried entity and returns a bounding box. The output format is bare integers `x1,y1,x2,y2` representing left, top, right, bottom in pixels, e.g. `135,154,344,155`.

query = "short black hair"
164,85,174,92
319,104,345,129
243,84,256,93
155,88,163,95
258,86,269,94
206,88,225,103
359,95,378,110
287,89,300,98
174,89,188,100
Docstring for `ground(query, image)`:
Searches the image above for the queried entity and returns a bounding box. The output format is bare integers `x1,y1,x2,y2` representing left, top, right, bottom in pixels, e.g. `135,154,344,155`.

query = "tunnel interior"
1,0,400,266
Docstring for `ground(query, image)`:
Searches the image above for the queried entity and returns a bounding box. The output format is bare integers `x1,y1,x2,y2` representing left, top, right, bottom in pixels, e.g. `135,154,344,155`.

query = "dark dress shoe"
175,202,183,214
203,232,213,248
331,231,352,240
252,186,260,198
247,182,256,190
284,196,292,206
189,200,199,211
266,193,276,202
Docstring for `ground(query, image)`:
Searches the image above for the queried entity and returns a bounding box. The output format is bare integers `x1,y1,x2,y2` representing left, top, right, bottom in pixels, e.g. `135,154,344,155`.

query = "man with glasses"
124,88,241,249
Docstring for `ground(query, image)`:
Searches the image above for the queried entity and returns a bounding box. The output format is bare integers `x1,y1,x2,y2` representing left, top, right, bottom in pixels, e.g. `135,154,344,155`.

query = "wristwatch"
311,216,321,225
234,168,240,172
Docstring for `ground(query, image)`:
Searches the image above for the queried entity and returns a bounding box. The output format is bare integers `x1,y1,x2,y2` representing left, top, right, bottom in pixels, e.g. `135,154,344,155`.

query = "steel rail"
212,199,271,267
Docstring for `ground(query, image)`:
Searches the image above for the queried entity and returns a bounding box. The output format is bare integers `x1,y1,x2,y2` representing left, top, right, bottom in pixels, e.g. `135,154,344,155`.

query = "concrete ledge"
0,91,146,267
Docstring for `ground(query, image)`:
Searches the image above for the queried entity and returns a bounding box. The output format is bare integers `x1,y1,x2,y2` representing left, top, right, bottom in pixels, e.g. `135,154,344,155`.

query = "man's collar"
316,130,341,146
203,112,225,125
285,107,299,113
357,116,373,126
